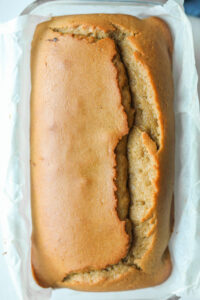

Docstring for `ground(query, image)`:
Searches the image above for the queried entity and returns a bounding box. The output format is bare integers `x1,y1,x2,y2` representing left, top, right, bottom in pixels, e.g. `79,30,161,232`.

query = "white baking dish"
0,0,200,300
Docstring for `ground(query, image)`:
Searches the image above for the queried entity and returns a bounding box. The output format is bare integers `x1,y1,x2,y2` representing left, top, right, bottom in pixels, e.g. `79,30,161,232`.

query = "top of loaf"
31,14,174,291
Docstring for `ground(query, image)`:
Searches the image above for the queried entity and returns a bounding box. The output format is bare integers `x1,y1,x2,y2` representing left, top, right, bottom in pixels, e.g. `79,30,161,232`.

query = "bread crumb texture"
31,14,174,291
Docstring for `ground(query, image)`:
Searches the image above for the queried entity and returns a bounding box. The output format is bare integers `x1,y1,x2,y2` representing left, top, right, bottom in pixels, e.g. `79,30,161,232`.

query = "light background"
0,1,199,299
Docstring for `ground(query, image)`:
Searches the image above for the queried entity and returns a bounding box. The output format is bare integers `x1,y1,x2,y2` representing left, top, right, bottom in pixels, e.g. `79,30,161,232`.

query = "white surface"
0,1,200,300
0,0,33,23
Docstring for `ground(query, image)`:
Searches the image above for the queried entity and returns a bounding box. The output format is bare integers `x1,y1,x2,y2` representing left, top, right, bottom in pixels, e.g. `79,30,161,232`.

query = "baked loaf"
31,14,174,291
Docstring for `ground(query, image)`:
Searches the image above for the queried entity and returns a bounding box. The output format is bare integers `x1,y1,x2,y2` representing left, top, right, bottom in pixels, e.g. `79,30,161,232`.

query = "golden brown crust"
31,14,174,291
31,31,130,286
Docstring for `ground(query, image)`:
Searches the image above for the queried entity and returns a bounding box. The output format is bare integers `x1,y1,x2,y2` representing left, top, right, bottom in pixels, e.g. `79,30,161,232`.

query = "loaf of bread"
30,14,174,291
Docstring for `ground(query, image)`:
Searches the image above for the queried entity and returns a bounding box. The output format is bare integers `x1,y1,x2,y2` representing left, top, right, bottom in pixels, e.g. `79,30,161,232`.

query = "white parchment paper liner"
0,0,200,299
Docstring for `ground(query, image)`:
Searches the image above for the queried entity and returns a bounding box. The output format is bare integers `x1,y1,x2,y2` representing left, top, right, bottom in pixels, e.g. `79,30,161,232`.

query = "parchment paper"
0,0,199,299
